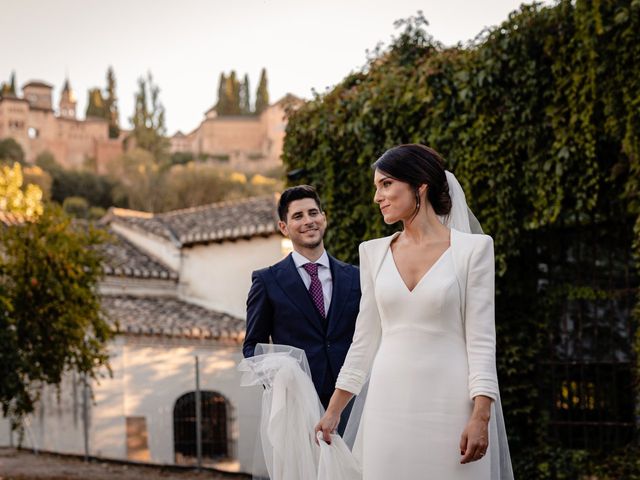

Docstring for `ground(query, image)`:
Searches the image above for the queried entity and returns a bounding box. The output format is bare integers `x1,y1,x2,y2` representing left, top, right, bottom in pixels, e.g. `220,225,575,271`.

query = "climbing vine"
283,1,640,477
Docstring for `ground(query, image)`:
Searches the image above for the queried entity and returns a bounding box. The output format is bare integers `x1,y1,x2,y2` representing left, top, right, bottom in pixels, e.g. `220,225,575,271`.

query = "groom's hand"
314,410,341,445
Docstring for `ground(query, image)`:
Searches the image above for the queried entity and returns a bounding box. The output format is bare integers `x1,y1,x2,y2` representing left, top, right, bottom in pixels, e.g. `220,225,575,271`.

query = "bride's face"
373,169,417,224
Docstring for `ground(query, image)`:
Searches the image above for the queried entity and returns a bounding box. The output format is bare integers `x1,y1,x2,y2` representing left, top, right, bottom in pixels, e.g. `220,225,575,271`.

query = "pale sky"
1,0,549,134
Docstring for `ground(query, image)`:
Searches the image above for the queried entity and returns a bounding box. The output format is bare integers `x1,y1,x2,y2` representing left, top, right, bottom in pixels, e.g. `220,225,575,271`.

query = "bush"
63,196,90,218
0,138,25,165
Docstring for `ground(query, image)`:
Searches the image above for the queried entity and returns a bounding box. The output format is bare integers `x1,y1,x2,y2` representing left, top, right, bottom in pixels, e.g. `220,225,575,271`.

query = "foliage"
0,71,16,97
0,138,26,165
282,2,640,477
62,196,89,218
104,67,120,139
240,74,251,114
22,165,52,201
0,163,43,219
107,148,165,212
36,152,123,210
170,151,195,166
216,70,255,116
129,72,169,161
85,88,106,119
0,205,111,423
255,67,269,114
34,151,57,172
161,162,280,211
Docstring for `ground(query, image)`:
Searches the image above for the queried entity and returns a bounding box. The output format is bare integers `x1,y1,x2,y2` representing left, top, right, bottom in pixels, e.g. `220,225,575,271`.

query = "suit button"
326,342,331,348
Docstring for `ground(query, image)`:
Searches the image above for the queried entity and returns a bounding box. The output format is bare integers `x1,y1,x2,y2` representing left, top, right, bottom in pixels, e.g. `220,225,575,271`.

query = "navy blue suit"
243,253,361,410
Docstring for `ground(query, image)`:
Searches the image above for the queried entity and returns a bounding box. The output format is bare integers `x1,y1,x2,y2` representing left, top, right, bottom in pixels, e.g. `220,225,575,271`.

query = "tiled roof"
108,195,279,247
101,229,177,280
102,295,245,342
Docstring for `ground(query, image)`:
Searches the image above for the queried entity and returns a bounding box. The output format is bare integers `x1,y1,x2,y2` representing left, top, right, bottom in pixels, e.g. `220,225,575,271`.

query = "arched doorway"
173,391,229,463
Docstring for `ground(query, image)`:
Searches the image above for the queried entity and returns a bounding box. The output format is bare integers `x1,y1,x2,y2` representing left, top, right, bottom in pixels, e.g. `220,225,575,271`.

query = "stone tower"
59,78,77,119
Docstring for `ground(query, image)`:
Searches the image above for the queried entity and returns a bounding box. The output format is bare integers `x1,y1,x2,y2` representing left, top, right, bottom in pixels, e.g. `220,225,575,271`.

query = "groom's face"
278,198,327,250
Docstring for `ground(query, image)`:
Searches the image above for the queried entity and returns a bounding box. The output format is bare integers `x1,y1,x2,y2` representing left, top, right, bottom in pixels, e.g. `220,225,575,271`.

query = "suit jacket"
335,229,499,401
243,252,361,400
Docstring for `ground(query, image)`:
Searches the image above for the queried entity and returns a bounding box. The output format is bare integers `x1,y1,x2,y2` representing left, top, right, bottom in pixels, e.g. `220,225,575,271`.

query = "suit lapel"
273,254,325,334
326,256,353,337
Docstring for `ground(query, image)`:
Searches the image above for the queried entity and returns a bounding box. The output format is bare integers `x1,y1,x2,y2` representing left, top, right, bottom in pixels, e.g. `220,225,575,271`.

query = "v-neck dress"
354,246,491,479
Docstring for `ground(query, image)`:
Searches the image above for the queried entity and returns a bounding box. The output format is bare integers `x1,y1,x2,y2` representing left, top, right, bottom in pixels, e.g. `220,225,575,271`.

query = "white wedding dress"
341,244,489,479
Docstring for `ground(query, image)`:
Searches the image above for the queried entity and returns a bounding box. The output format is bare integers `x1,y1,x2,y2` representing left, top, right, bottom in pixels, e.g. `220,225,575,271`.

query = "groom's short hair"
278,185,323,221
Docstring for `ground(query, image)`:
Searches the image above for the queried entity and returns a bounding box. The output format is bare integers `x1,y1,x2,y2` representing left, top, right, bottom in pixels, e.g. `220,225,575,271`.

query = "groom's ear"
278,220,289,237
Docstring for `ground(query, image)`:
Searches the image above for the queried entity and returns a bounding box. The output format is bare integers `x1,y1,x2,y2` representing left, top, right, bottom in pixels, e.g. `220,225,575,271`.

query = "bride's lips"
380,205,390,212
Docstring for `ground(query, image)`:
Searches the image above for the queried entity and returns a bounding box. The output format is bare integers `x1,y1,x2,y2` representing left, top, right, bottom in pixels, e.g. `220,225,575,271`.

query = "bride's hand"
314,410,341,445
459,416,489,464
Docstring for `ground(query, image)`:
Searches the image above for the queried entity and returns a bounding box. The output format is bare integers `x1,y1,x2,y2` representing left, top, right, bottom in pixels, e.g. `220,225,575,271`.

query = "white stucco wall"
180,234,285,318
0,336,261,475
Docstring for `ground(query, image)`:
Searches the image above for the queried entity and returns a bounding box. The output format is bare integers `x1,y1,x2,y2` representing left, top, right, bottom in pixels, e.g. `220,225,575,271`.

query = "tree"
255,67,269,114
0,162,43,219
22,165,52,201
108,148,166,212
0,204,110,423
216,72,229,115
223,71,241,115
1,71,16,97
9,71,16,95
34,150,58,172
129,72,169,162
104,67,120,139
62,196,89,218
85,88,106,119
216,71,250,115
0,138,25,165
240,74,251,115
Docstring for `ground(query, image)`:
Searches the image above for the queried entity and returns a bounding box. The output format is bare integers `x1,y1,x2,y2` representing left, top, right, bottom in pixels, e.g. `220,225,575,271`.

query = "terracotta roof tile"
109,195,279,246
103,295,245,342
101,229,178,280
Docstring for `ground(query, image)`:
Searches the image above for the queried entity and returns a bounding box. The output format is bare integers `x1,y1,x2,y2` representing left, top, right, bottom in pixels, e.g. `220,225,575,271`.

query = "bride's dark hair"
372,144,452,216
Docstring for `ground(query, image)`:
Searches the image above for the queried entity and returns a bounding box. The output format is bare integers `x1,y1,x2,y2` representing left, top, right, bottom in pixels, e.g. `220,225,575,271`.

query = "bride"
314,144,513,479
240,144,512,479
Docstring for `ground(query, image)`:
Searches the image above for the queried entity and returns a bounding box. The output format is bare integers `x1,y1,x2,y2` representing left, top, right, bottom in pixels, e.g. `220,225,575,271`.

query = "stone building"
170,94,302,174
0,79,123,169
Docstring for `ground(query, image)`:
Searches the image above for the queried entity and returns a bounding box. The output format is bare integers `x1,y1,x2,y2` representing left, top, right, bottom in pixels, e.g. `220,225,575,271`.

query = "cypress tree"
216,72,228,115
240,74,251,115
85,88,106,119
9,71,16,96
255,67,269,114
104,67,119,138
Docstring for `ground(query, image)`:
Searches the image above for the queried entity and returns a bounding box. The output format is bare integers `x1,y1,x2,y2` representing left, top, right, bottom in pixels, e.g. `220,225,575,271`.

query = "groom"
243,185,361,423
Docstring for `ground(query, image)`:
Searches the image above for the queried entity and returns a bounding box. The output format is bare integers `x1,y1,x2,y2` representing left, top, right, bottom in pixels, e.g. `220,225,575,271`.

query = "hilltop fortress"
0,77,301,173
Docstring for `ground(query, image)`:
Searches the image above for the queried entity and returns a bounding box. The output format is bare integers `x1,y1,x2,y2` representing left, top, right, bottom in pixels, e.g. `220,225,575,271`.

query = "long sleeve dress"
335,229,500,480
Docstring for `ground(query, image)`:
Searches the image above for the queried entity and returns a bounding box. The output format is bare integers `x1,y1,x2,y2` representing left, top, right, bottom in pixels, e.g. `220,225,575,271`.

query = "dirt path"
0,448,249,480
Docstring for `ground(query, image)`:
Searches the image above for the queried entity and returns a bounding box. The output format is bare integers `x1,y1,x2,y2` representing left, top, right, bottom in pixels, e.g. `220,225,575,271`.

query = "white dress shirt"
291,250,332,314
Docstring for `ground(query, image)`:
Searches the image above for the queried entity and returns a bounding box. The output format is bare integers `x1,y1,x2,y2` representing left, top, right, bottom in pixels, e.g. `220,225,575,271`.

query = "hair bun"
428,179,452,216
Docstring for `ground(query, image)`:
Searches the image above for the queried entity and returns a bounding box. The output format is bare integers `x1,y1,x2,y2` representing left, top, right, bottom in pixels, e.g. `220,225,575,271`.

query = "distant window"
28,127,39,139
173,391,229,463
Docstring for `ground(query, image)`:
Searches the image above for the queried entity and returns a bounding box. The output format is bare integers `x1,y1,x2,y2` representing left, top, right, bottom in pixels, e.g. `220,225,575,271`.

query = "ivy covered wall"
282,1,640,477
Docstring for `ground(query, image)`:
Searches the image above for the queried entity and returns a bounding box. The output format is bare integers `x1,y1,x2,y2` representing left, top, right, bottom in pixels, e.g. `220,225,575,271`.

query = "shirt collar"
292,249,330,270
